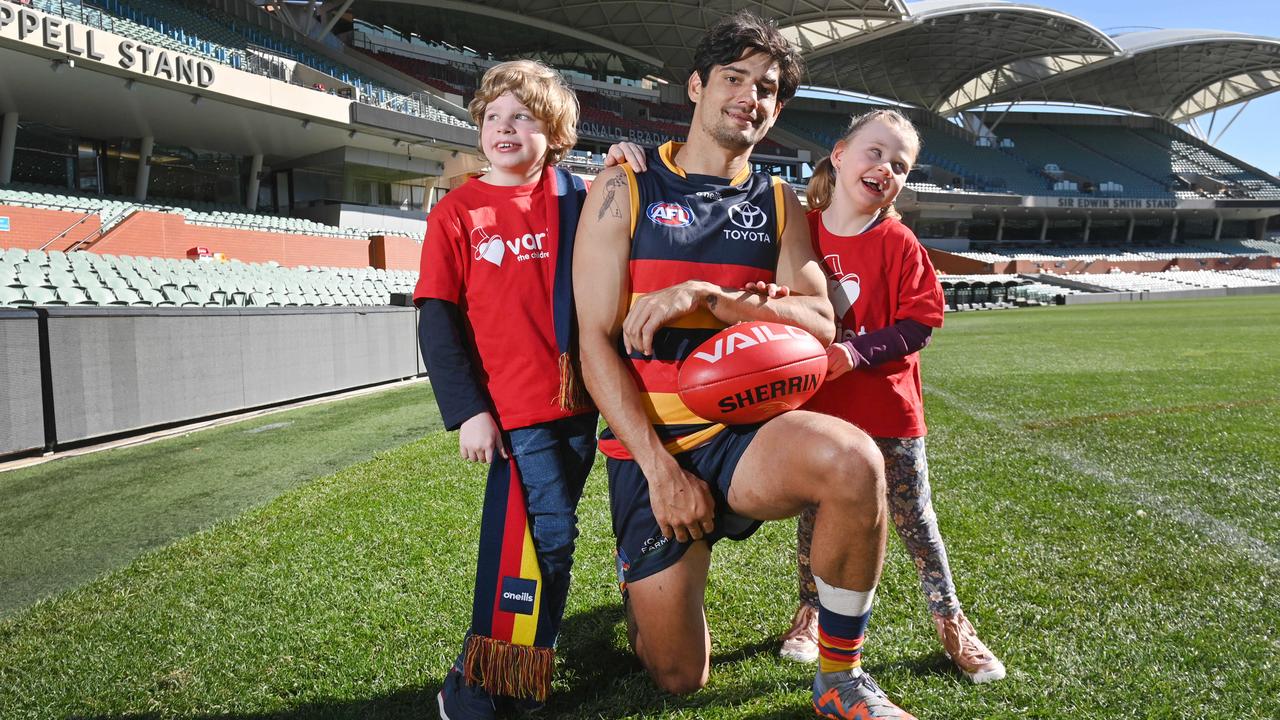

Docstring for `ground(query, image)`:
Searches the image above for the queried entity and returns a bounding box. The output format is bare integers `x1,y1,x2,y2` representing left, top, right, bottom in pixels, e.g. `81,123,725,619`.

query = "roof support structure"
1211,99,1250,146
316,0,356,40
360,0,662,69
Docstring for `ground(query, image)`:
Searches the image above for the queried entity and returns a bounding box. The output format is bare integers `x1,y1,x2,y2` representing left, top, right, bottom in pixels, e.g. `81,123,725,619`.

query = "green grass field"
2,295,1278,719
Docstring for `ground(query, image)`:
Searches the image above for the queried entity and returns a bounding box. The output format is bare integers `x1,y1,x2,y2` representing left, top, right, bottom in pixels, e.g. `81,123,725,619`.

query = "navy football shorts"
608,423,764,590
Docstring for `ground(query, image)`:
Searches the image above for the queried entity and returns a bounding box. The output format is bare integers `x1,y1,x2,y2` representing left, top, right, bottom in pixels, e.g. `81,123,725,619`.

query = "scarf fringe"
462,634,555,702
557,352,592,412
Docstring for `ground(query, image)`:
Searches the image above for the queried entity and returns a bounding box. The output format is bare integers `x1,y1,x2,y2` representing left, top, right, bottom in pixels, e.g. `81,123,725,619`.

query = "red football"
677,321,827,425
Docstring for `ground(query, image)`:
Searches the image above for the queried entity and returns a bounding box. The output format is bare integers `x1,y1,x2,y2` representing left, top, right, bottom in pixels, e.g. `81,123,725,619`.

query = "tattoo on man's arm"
705,293,718,310
598,174,626,220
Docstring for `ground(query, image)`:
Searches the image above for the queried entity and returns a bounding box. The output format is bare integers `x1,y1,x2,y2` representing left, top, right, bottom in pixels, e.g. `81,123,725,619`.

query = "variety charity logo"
471,226,550,266
472,226,506,266
823,253,860,320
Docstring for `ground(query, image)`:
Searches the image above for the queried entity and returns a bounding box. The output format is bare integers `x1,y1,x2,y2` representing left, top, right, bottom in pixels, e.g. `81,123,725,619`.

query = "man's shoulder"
593,164,632,185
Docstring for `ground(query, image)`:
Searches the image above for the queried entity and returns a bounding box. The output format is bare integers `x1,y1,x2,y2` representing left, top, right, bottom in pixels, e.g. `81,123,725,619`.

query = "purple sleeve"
842,318,933,370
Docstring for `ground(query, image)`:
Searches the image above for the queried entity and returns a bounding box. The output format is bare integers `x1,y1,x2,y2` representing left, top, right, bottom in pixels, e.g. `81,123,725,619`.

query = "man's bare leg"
729,411,916,718
624,541,713,694
727,411,887,591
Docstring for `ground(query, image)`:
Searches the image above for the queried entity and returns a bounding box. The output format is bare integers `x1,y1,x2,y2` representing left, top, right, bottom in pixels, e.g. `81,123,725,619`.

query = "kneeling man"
573,11,916,720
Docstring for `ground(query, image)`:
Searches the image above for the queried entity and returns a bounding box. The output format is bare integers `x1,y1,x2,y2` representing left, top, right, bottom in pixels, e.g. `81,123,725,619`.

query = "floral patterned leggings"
796,436,961,617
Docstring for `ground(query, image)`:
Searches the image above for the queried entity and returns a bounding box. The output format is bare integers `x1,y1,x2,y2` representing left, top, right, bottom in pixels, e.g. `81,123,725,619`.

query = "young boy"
414,60,624,719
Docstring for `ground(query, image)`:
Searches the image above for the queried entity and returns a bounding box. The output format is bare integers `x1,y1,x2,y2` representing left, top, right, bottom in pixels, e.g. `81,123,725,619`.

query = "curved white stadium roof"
803,1,1120,112
963,29,1280,121
348,0,1280,120
355,0,907,80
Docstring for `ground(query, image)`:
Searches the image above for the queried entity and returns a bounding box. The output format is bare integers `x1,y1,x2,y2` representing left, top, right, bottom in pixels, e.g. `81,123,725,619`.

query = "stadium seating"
30,0,470,129
1049,269,1280,293
356,48,478,101
949,241,1280,265
0,184,411,240
781,110,1280,202
1001,125,1170,197
1136,130,1280,200
937,274,1032,310
1,248,416,308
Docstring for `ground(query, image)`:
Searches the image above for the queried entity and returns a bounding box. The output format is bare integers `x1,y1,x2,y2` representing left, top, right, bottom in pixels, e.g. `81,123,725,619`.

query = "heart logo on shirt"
829,273,860,319
472,227,505,267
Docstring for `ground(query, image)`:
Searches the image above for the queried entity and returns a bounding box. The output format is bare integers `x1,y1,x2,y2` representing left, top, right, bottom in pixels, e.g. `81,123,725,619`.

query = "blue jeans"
507,412,598,637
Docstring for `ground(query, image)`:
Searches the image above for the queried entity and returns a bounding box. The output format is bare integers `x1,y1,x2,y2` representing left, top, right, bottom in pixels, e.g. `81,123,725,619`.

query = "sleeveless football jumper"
598,141,787,460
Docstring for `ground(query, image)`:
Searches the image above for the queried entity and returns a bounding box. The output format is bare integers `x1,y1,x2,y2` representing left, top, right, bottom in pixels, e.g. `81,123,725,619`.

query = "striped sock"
815,575,874,675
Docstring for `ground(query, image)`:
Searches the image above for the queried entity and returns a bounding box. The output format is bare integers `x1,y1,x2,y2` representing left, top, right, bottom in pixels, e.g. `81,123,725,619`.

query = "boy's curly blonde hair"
468,60,579,166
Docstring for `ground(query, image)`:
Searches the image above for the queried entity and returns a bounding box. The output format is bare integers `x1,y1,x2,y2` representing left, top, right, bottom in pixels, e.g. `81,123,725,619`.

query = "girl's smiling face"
831,118,918,215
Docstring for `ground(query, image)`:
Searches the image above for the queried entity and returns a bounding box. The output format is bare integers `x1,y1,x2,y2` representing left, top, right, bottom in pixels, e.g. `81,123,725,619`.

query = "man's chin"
709,127,760,152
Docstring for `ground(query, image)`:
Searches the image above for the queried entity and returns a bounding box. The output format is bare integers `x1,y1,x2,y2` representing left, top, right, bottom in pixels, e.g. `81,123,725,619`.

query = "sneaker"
812,669,916,719
779,603,820,663
933,611,1006,684
438,668,497,720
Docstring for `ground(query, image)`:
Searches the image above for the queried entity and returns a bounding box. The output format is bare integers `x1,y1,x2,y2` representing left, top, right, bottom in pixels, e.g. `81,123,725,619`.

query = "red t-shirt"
413,172,575,430
803,212,945,438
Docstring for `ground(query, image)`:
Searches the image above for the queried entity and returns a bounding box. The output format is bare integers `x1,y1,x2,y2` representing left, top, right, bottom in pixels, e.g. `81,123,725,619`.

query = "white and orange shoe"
812,669,916,719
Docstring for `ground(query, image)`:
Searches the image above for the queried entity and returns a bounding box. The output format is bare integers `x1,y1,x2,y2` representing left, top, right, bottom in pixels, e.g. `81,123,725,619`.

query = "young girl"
414,60,642,718
778,109,1006,684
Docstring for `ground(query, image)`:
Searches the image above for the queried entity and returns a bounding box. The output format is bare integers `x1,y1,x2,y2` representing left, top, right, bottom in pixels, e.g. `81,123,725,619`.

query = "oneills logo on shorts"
499,576,538,615
647,201,694,227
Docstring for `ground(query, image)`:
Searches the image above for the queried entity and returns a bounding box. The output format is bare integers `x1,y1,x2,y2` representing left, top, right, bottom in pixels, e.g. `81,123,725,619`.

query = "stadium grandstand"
4,0,1280,454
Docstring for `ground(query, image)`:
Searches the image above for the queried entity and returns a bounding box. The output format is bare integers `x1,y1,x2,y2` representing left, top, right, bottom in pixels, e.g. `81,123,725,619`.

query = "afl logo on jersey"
728,201,767,230
647,201,694,227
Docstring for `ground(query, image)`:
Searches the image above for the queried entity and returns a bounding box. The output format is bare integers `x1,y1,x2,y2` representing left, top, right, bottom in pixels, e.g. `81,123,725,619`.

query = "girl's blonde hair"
468,60,579,166
806,108,920,218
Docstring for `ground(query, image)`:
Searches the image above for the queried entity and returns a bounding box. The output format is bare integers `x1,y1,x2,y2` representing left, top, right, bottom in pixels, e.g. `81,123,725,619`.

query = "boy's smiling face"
480,91,550,185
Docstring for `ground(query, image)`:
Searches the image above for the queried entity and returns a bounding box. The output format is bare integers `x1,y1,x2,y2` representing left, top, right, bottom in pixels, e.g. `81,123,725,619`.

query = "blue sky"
1030,0,1280,175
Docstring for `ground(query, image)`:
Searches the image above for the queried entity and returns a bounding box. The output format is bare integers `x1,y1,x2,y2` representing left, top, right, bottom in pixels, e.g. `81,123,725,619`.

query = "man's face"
688,50,785,152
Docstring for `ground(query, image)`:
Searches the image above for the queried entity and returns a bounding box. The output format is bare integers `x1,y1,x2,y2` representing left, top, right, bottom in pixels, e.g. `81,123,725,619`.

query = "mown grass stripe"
925,382,1280,573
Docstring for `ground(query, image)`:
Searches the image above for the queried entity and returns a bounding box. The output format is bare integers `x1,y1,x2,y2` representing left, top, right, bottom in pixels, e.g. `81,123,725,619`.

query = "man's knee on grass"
623,591,713,695
625,560,713,695
641,647,710,695
624,601,711,694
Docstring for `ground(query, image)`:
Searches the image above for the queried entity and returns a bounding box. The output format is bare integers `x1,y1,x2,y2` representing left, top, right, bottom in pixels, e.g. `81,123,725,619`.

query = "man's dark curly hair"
691,11,804,103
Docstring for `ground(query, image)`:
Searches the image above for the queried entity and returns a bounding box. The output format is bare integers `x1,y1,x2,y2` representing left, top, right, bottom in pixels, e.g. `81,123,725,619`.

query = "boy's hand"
459,412,507,464
603,142,647,172
826,342,854,381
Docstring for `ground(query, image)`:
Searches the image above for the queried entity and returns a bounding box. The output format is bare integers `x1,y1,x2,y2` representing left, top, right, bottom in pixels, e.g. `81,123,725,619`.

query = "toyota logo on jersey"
647,201,694,227
728,201,767,229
